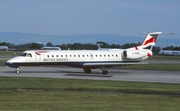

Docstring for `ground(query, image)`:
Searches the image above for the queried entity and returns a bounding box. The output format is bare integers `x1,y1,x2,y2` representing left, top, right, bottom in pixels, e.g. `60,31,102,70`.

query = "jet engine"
122,50,148,59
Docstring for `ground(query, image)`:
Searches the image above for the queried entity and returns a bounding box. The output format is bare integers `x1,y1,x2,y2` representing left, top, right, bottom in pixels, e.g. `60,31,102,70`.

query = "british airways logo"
142,37,156,46
35,50,49,55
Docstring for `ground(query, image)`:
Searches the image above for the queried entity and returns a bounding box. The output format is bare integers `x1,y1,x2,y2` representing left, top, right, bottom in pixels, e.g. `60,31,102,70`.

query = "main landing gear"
101,66,108,75
101,70,108,74
83,67,108,75
84,68,92,73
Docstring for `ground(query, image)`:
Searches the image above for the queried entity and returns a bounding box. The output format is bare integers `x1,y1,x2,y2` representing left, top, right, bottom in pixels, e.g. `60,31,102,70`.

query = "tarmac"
0,66,180,84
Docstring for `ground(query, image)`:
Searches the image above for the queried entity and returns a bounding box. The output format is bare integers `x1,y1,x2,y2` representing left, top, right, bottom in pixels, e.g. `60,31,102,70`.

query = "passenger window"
57,55,58,57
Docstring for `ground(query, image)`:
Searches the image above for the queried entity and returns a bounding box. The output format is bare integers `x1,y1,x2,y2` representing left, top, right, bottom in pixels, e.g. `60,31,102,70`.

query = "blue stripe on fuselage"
4,61,140,68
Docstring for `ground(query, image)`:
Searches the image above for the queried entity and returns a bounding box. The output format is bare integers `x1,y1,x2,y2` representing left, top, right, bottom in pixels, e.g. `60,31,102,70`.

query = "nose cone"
4,61,11,66
4,61,14,67
4,61,19,68
4,57,19,68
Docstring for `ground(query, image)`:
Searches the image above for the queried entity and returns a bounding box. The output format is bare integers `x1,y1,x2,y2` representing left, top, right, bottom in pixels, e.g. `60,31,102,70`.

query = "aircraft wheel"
15,68,20,74
84,68,91,73
101,70,108,75
15,70,20,74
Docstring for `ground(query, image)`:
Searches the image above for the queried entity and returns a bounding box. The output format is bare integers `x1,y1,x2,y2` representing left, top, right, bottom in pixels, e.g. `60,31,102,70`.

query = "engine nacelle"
122,50,148,59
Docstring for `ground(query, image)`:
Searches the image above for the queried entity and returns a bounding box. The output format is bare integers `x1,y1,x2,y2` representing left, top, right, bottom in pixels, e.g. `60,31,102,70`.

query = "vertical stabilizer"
140,32,162,49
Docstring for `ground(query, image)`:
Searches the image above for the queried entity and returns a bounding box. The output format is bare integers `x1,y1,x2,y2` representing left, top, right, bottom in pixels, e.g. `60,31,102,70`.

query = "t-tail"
140,32,162,50
123,32,162,60
138,32,162,58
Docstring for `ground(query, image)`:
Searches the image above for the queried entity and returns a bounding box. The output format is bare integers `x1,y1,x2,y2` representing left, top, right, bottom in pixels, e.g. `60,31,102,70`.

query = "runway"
0,66,180,84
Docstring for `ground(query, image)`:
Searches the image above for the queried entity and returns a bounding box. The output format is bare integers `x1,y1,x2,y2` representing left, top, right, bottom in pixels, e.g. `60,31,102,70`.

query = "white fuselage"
5,49,148,68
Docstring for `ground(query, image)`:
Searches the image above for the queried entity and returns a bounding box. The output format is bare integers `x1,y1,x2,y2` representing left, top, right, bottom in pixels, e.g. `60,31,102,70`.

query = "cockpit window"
19,53,32,57
27,53,32,57
20,53,27,57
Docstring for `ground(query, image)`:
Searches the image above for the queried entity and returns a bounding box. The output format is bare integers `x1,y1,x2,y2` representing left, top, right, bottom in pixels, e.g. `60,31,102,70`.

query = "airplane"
5,32,162,74
0,46,8,51
159,47,180,56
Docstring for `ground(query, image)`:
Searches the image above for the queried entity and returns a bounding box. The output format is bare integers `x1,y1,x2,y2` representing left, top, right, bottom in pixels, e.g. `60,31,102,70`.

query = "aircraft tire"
101,70,108,75
15,68,20,74
84,69,91,73
15,70,19,74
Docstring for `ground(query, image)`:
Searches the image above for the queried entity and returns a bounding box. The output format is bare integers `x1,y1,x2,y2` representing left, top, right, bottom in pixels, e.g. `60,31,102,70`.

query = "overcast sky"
0,0,179,38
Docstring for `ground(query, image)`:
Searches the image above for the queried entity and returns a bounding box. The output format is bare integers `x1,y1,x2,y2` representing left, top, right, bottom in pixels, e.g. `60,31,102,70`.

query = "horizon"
0,32,179,47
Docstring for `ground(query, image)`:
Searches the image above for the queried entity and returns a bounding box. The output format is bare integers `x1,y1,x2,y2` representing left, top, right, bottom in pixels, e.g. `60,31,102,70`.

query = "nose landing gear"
15,68,20,74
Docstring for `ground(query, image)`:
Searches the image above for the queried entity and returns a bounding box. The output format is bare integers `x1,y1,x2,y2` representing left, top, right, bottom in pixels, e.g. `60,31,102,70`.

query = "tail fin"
140,32,162,49
125,32,162,59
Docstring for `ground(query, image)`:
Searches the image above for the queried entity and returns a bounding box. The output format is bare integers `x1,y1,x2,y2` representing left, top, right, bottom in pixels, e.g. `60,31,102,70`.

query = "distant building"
0,46,8,51
41,47,61,50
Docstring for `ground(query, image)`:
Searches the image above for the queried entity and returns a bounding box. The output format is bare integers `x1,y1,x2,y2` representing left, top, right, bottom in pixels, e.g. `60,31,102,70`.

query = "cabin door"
35,54,41,62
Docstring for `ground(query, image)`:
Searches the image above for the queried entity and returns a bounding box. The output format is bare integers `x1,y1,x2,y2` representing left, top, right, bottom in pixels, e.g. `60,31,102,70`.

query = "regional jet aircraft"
159,47,180,56
5,32,162,74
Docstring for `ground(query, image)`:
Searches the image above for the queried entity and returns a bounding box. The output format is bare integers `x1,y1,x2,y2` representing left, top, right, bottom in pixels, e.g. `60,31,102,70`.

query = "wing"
83,62,148,68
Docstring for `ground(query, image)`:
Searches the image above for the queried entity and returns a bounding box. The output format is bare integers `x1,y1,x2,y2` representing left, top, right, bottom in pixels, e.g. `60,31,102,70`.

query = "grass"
0,92,179,111
120,63,180,71
0,77,180,111
0,77,180,94
0,51,21,56
0,60,5,66
149,55,180,61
